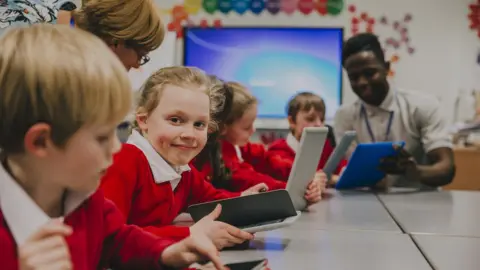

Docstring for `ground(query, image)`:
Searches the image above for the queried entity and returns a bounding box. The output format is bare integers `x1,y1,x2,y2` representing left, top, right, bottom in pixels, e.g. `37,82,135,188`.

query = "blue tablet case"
335,141,406,189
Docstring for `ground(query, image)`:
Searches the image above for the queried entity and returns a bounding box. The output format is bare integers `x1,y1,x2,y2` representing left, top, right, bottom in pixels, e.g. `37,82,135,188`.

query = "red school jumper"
100,143,241,240
196,140,287,192
265,135,347,181
0,190,176,270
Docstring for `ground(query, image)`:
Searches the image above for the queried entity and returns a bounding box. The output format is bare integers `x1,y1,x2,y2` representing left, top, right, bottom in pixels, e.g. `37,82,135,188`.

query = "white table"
288,189,401,233
378,189,480,237
217,229,432,270
413,234,480,270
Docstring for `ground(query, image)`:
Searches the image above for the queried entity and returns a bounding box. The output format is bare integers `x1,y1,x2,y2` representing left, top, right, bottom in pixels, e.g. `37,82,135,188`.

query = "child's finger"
28,244,71,266
223,223,253,240
26,222,72,242
21,235,68,258
194,243,226,270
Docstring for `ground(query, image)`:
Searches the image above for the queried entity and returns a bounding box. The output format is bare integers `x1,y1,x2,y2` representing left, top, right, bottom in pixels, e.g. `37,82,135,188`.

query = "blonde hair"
135,66,223,132
0,24,132,155
73,0,164,52
224,82,257,125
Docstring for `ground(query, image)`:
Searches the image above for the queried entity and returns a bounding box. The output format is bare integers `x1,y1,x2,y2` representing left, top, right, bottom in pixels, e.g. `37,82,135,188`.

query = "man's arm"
415,97,456,187
415,147,455,187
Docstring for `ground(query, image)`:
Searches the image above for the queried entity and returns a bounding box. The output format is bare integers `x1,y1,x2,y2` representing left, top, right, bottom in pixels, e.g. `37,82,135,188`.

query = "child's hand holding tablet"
190,204,253,250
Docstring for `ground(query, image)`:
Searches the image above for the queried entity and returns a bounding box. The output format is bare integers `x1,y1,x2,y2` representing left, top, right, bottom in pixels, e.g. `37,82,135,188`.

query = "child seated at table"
0,25,224,270
100,67,262,250
265,92,347,185
194,81,325,202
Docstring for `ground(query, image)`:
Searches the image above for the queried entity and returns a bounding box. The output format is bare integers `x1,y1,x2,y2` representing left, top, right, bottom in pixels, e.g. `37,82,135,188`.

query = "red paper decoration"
347,4,356,13
383,16,414,55
315,0,328,15
349,9,375,35
213,19,223,28
348,8,416,78
469,1,480,39
166,4,224,39
199,19,209,28
298,0,314,15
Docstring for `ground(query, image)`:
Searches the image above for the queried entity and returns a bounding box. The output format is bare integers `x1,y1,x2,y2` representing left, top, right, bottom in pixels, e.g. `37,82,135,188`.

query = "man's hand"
378,145,420,180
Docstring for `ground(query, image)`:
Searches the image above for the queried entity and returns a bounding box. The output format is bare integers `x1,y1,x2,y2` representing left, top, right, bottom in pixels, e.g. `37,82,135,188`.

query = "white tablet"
286,127,328,211
323,131,356,180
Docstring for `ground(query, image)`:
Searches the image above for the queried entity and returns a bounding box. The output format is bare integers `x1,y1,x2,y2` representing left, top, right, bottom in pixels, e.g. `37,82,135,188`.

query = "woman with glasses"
60,0,162,71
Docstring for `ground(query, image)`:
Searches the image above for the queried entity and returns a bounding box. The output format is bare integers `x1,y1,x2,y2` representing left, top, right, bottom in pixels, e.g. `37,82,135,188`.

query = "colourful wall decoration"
281,0,298,15
266,0,281,15
197,0,343,15
232,0,250,14
348,4,415,78
202,0,218,14
469,0,480,38
250,0,266,14
162,0,344,39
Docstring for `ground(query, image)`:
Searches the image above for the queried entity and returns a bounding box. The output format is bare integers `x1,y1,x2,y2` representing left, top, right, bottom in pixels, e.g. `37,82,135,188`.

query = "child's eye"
194,121,206,129
96,135,110,144
169,117,182,124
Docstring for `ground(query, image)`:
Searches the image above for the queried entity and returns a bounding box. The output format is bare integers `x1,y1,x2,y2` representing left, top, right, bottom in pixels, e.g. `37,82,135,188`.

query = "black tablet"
188,190,300,233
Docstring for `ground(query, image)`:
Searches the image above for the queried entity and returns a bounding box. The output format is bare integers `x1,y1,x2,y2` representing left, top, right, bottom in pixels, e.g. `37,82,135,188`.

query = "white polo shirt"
0,162,90,245
127,130,190,190
334,88,452,188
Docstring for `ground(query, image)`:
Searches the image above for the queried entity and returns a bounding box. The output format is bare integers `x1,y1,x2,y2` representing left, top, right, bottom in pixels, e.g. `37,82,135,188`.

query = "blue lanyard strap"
360,105,394,142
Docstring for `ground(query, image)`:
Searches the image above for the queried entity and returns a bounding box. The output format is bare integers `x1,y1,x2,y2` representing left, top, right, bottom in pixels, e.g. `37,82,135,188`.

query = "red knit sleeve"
229,162,287,192
100,144,141,221
141,225,190,240
335,159,348,174
240,142,268,173
101,198,176,270
186,167,240,205
101,145,191,240
264,150,294,181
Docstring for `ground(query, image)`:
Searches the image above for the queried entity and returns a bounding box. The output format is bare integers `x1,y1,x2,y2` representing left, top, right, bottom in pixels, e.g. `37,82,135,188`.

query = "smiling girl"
100,67,262,250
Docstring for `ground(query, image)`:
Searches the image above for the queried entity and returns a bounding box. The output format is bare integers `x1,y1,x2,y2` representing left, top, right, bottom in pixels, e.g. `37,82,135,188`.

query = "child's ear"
24,123,53,157
220,125,228,136
287,115,296,130
135,112,149,132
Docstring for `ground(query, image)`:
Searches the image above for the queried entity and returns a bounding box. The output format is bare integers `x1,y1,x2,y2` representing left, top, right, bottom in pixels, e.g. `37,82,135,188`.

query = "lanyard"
360,105,394,142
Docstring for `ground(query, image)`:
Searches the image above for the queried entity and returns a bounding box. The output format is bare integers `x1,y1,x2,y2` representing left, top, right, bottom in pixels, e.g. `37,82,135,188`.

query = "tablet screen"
226,259,267,270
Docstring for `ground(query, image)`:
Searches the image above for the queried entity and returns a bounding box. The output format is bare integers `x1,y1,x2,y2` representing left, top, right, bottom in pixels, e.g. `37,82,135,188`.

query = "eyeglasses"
139,54,150,66
123,40,150,66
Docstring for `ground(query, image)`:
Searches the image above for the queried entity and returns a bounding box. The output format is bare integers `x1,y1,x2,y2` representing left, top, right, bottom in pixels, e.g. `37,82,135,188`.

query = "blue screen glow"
184,27,343,120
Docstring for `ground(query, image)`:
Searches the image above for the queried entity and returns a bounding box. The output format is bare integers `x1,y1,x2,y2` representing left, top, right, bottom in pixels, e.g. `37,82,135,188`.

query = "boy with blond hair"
0,24,225,270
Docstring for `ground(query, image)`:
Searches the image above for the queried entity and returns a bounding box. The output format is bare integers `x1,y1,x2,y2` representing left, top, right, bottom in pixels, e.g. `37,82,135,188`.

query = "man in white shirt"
334,33,455,188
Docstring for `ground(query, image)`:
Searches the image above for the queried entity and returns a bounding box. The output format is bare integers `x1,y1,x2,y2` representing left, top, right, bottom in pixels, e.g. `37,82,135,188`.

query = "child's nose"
180,126,196,139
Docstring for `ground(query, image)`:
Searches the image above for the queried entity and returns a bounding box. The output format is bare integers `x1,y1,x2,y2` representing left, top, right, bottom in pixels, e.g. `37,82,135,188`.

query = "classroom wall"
158,0,479,126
